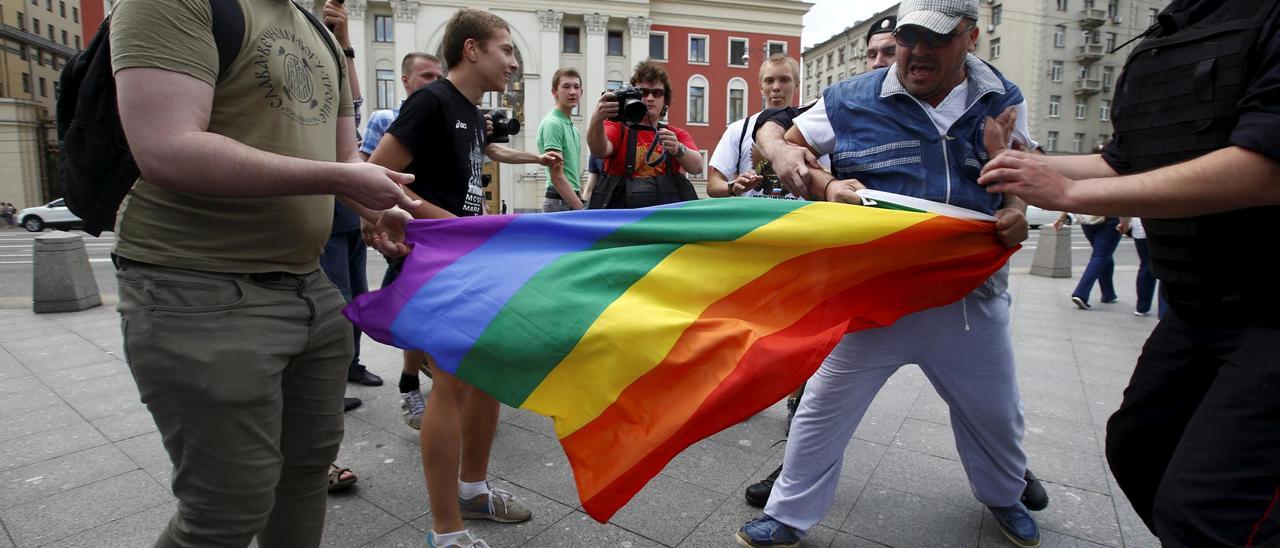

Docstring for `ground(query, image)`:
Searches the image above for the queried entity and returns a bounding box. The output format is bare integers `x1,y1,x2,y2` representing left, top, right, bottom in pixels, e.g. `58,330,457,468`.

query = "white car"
17,198,84,232
1025,205,1066,229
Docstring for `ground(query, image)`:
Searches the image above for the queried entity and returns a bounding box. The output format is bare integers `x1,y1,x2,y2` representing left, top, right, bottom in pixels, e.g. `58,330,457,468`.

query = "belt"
545,189,582,200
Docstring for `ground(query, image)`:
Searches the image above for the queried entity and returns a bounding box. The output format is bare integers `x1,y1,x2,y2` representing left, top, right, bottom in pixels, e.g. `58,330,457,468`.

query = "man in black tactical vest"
977,1,1280,545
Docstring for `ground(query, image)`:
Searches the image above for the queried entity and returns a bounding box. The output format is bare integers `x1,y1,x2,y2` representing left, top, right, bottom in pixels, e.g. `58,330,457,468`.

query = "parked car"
1025,205,1067,229
17,199,84,232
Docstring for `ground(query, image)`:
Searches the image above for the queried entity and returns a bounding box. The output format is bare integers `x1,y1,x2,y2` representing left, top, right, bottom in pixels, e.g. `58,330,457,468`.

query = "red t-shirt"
602,121,699,178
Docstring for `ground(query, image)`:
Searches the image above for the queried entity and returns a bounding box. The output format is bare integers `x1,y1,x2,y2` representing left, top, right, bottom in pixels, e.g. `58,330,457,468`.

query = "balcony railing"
1076,43,1105,63
1074,78,1103,96
1078,8,1107,29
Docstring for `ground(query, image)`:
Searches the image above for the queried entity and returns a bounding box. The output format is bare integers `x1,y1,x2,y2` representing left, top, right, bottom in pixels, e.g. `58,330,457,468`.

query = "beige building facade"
803,0,1172,155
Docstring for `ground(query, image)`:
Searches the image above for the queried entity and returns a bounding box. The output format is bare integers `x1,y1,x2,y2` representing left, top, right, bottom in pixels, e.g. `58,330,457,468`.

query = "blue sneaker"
735,514,801,547
988,502,1041,547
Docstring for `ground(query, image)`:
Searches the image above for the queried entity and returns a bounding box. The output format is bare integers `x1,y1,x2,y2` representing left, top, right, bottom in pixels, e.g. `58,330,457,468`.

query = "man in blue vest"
737,1,1041,547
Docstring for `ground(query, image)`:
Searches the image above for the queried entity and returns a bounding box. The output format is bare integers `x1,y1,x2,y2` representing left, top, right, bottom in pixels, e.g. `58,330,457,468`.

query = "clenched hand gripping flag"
345,198,1016,522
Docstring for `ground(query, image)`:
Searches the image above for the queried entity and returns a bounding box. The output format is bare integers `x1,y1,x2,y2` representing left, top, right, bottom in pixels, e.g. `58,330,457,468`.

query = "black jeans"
1106,307,1280,547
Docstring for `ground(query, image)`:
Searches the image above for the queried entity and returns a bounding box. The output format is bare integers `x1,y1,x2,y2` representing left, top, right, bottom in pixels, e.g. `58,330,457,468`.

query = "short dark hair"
551,68,581,91
401,52,441,76
441,8,510,68
630,61,672,102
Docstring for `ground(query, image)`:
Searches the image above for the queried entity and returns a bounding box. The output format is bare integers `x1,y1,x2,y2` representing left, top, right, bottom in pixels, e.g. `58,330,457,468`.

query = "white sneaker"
427,530,489,548
400,389,425,430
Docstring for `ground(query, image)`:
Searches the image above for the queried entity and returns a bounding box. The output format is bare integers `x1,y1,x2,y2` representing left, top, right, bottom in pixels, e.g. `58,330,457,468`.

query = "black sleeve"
386,89,439,151
1101,134,1131,174
1230,9,1280,165
751,107,798,142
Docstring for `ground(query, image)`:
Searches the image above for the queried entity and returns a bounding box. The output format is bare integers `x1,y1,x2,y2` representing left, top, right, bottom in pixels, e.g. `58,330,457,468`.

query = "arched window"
687,75,708,124
726,77,749,124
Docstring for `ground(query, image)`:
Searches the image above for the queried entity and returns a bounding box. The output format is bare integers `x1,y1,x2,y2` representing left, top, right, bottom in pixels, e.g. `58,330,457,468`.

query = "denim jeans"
1073,219,1121,304
1132,237,1169,317
320,229,368,373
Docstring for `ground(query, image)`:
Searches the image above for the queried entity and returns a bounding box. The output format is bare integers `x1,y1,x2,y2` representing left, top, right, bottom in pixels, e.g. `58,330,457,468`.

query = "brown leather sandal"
328,463,357,492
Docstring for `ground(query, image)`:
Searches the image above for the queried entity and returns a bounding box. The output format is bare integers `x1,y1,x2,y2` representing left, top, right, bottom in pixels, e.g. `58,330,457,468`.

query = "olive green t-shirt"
110,0,353,274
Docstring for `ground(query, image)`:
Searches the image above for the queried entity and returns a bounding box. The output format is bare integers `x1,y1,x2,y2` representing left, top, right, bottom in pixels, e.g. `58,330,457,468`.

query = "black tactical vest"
1109,0,1280,310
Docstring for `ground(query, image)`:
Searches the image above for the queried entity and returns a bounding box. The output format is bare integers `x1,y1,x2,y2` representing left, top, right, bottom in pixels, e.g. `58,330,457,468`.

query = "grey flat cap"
897,0,979,35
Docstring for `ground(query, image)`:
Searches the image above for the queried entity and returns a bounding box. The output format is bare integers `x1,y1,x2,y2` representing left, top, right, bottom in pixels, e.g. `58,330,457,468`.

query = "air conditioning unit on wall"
987,24,996,33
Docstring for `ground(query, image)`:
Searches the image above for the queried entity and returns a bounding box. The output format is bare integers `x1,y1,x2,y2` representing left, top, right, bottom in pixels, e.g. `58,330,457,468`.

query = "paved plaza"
0,263,1162,547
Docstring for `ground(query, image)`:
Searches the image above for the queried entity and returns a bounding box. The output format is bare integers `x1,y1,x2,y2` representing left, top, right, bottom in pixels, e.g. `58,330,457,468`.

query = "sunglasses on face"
635,87,665,98
893,24,973,48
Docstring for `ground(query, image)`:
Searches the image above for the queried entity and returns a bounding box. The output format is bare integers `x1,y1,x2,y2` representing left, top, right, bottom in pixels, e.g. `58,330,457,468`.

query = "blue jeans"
320,230,369,373
1073,219,1121,304
1132,237,1169,317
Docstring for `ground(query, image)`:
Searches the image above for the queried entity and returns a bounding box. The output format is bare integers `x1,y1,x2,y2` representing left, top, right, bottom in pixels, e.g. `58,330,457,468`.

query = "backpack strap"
209,0,245,82
293,2,344,71
624,125,638,178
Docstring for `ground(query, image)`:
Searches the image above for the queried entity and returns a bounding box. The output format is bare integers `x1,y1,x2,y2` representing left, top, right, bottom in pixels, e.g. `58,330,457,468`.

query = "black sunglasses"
635,87,665,98
893,24,974,48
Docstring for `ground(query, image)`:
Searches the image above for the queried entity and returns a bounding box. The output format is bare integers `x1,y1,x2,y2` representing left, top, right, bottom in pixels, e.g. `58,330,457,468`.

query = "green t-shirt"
535,108,581,193
109,0,353,274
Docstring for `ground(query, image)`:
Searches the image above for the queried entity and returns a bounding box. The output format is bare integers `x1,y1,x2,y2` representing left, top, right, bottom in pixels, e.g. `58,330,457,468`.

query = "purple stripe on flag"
344,214,519,345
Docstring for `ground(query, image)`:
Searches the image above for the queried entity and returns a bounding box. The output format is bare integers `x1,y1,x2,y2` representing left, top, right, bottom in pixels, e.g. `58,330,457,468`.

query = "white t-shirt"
794,81,1036,156
1131,217,1147,239
709,112,830,200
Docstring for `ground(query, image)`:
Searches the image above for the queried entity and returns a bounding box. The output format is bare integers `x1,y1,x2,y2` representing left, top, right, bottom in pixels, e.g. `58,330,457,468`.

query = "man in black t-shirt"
365,9,560,548
978,1,1280,544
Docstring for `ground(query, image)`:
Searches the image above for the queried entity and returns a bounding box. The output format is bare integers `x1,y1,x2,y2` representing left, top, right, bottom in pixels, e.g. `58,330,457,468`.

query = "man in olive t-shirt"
108,0,418,545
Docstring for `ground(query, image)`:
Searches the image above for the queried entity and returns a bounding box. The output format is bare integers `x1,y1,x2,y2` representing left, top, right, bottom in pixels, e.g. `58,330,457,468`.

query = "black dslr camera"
609,86,649,126
484,110,520,143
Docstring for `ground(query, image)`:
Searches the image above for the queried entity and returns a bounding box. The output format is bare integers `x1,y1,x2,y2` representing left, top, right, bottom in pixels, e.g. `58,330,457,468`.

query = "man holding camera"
538,68,585,211
364,9,558,547
586,61,702,208
736,1,1042,547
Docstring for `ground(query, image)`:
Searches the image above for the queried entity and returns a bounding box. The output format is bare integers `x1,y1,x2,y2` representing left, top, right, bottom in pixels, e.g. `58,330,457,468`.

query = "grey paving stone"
0,523,12,548
487,421,561,478
360,524,425,548
891,418,959,461
868,447,983,512
502,447,583,509
679,492,840,548
0,469,169,546
451,479,575,548
92,406,158,442
709,413,789,456
0,376,60,417
113,432,172,484
607,473,724,547
906,388,950,426
348,460,430,522
320,494,406,548
662,437,766,496
55,501,173,548
37,359,126,384
1021,388,1094,426
0,403,85,444
0,444,138,510
1084,382,1127,427
345,392,426,444
978,513,1110,547
525,511,664,547
0,421,108,472
1022,441,1110,495
335,427,422,482
0,323,70,345
1023,413,1102,455
1106,469,1160,548
55,372,144,421
3,334,113,371
1029,482,1123,546
841,485,981,548
826,531,894,547
500,406,558,439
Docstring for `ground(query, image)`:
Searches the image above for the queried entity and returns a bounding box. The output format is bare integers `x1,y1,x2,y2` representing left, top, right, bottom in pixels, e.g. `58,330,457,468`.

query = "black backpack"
57,0,339,236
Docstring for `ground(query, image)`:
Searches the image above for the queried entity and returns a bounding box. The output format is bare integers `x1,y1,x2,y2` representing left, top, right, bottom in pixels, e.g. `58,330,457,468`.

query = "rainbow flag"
345,198,1015,522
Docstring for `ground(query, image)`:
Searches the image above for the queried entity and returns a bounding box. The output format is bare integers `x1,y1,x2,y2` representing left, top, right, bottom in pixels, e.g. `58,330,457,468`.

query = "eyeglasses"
635,87,665,98
892,24,974,48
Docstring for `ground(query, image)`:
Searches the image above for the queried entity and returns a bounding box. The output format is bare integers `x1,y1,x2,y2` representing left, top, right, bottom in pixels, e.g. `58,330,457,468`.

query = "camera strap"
623,124,669,177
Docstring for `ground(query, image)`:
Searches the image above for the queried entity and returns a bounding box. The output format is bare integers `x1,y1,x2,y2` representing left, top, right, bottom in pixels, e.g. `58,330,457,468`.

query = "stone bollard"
33,230,102,313
1030,225,1073,278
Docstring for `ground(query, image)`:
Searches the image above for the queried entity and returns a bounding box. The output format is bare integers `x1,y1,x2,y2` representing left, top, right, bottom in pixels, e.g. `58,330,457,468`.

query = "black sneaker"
343,397,362,412
1021,469,1049,511
784,398,800,435
348,367,384,386
745,464,783,507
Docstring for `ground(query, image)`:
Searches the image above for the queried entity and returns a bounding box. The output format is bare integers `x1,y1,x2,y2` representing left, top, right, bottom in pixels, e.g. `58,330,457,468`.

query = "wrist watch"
343,47,356,59
728,181,739,196
673,143,686,158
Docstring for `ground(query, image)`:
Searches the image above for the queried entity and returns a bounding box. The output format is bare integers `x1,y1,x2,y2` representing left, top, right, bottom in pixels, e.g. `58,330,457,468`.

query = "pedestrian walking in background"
1057,213,1119,310
1120,217,1167,318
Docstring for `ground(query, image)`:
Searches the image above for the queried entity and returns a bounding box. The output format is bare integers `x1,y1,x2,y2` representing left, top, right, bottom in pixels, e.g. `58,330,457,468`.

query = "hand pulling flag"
345,197,1016,522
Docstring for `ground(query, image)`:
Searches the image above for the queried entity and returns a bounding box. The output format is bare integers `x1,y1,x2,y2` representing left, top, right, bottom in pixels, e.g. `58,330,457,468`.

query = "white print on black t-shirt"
464,129,485,215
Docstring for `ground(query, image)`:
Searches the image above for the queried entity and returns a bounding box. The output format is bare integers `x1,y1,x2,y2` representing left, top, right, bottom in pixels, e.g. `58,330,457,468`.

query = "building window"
1054,25,1065,48
74,35,80,49
989,38,1001,59
376,69,395,109
374,15,393,43
1102,66,1115,89
727,78,747,123
58,1,64,16
53,80,60,100
838,46,845,65
827,52,834,68
1099,99,1111,121
32,17,39,34
767,41,786,56
48,24,54,41
992,4,1003,26
1073,133,1085,153
690,151,709,181
45,0,50,10
1075,100,1087,119
17,12,24,30
607,30,624,56
562,26,580,53
1107,0,1118,18
1049,95,1061,118
1105,32,1116,52
22,73,31,94
1148,8,1158,27
39,77,47,97
1099,133,1110,147
689,35,708,64
1047,131,1059,152
1051,61,1063,82
1057,0,1068,11
649,32,667,60
35,49,43,66
687,75,707,124
61,29,67,45
729,37,748,67
72,6,77,22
